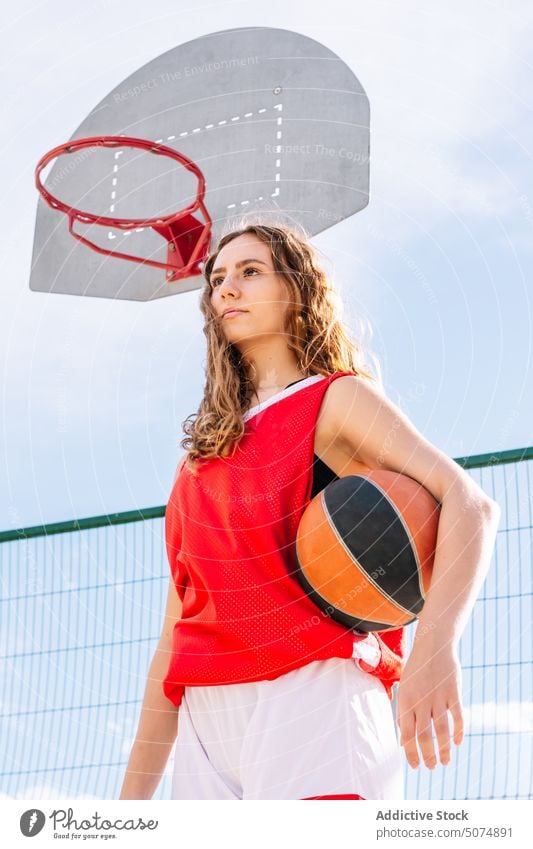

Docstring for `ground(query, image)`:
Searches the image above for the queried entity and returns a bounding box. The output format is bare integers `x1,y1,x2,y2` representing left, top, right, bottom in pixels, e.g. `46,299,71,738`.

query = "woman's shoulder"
316,371,384,451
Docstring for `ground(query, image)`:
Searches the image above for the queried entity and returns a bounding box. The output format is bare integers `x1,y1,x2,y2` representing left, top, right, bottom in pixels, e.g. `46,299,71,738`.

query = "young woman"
120,223,500,801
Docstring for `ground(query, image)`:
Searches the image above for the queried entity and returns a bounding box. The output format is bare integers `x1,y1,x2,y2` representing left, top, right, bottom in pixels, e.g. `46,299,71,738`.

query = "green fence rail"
1,446,532,800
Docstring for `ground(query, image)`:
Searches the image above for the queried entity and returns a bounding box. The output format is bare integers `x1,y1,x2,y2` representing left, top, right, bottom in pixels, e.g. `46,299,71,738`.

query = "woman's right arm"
119,575,183,799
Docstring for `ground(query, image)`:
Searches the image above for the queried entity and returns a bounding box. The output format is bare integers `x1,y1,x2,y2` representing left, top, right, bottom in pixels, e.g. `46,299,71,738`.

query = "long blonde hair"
180,222,377,472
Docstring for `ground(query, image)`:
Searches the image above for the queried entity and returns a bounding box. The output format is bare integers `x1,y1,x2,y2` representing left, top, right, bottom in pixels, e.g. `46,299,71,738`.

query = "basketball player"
119,223,500,800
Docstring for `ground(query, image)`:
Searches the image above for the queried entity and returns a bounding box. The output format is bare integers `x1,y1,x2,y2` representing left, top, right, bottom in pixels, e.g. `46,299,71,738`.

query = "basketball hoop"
35,135,212,281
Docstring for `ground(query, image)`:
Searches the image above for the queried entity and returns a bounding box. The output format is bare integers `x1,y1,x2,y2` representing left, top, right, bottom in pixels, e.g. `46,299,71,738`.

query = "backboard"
30,26,370,302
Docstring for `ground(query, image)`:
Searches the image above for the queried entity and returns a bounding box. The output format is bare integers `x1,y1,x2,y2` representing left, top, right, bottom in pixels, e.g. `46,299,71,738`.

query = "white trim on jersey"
243,374,327,423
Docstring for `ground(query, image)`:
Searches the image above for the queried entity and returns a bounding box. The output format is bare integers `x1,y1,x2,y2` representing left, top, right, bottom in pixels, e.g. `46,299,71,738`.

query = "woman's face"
208,234,292,349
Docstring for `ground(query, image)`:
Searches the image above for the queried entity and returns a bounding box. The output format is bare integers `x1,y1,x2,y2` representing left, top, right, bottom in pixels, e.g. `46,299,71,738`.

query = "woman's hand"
396,640,465,770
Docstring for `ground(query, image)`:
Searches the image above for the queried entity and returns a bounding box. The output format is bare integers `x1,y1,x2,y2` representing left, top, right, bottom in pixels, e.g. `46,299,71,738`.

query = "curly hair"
179,221,378,473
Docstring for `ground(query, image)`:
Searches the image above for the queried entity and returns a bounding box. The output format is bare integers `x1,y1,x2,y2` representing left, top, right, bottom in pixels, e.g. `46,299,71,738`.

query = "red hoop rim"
34,135,212,281
35,135,208,229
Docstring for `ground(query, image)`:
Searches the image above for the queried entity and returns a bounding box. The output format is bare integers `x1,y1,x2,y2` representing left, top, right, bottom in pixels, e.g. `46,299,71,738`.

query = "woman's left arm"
398,489,500,770
326,376,502,771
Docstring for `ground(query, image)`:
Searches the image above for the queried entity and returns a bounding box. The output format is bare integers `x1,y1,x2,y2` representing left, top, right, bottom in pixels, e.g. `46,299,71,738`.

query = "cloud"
465,700,533,734
316,0,533,265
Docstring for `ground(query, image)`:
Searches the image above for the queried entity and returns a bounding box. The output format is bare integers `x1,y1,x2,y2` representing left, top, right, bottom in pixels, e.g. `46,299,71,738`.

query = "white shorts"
170,638,404,800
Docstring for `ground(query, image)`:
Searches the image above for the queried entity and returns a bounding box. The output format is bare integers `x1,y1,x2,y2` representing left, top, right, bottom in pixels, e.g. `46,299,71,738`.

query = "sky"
1,0,532,530
0,0,532,807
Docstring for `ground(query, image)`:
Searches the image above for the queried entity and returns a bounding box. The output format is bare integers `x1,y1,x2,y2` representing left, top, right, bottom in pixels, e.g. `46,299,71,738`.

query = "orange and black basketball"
295,466,441,632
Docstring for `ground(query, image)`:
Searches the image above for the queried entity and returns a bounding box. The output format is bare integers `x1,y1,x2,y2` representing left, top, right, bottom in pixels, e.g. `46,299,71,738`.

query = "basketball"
295,463,441,632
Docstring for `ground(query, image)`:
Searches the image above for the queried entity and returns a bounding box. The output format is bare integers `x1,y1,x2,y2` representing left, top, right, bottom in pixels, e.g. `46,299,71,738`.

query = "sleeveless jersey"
163,371,406,707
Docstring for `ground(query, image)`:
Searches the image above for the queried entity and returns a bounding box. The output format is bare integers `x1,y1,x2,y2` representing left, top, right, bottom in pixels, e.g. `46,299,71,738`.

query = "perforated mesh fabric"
163,371,405,707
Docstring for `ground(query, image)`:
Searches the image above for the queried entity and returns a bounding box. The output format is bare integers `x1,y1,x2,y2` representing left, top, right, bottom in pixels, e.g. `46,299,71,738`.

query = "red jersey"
163,371,406,707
